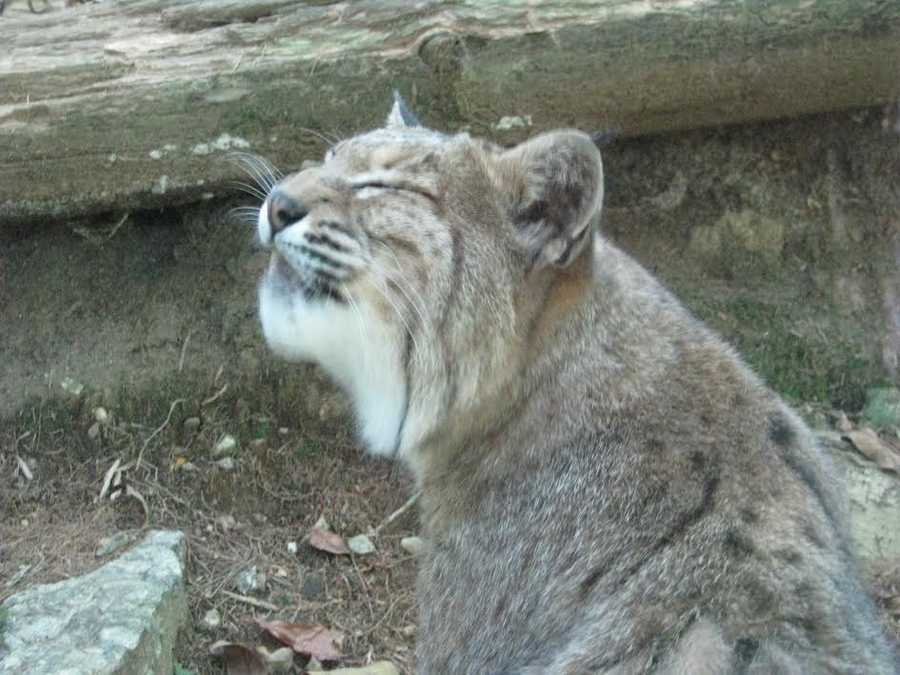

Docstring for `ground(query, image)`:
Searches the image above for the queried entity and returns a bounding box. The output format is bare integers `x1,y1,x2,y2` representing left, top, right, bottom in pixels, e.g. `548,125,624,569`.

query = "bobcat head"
255,94,603,478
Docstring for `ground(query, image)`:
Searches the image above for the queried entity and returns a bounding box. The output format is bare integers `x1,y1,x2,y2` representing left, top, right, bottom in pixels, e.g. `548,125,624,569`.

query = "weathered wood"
1,0,899,227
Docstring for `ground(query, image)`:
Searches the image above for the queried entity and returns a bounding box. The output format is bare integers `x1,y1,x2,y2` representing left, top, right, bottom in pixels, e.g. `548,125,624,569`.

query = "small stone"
152,175,169,195
286,541,298,554
216,515,237,531
259,646,294,672
400,536,425,556
493,115,532,131
306,657,324,672
214,457,236,471
183,417,201,432
236,566,260,594
93,407,110,425
347,534,375,555
87,422,101,440
96,531,135,558
214,434,238,455
278,426,290,436
201,608,221,632
60,376,84,397
20,519,28,527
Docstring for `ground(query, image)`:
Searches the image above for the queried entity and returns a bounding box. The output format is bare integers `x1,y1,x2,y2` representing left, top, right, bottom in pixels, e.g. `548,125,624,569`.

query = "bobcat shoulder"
254,95,899,674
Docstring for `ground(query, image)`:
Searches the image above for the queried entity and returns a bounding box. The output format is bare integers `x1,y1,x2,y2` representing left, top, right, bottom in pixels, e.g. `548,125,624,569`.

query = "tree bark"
1,0,899,227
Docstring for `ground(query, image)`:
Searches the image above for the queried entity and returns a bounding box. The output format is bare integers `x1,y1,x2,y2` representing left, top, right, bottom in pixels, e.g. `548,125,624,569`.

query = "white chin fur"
257,200,272,246
258,266,408,456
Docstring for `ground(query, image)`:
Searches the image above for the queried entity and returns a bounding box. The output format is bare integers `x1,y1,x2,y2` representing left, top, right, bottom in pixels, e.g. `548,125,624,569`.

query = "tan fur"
255,102,899,674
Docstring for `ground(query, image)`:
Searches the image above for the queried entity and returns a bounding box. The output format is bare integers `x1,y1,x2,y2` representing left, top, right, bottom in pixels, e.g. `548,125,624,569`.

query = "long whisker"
228,180,268,202
367,242,439,380
362,274,422,366
226,152,282,197
343,283,369,375
238,152,282,191
300,127,340,148
227,206,261,227
370,240,434,342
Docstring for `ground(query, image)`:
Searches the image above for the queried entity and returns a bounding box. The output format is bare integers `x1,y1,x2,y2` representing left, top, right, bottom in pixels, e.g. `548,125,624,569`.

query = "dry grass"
0,391,418,674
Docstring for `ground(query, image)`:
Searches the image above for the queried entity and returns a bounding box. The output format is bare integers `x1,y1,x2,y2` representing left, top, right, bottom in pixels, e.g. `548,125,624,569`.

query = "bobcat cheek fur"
256,96,899,674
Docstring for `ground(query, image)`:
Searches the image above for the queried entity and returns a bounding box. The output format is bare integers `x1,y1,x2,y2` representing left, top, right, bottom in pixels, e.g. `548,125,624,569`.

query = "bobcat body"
255,97,898,674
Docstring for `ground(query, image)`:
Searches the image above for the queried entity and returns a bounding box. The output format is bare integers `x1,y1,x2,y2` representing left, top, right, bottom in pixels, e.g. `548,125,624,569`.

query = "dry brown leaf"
309,526,350,555
209,640,268,675
844,428,900,473
256,618,345,661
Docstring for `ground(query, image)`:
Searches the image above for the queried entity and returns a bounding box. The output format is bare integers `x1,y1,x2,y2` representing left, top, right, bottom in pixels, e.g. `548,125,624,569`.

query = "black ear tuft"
502,131,604,269
386,89,421,129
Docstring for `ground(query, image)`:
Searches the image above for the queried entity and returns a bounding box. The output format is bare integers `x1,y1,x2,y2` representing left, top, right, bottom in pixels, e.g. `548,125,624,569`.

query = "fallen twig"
135,399,184,469
371,491,420,536
221,590,280,612
178,329,193,372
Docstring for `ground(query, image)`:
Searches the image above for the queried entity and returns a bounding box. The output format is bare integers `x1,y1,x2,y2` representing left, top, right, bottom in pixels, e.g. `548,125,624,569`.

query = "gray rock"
213,434,237,456
347,534,375,555
0,530,188,675
95,531,135,558
235,566,264,595
400,536,425,557
819,432,900,563
214,456,236,471
200,608,221,633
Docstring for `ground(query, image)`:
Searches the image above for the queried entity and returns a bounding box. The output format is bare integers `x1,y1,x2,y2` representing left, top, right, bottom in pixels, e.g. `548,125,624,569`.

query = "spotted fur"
255,98,898,674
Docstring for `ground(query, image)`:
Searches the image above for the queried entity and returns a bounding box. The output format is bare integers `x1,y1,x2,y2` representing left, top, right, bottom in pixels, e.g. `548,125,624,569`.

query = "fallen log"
1,0,899,227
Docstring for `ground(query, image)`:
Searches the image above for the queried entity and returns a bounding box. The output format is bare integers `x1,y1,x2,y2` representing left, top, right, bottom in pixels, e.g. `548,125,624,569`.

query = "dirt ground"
0,388,420,673
2,382,899,674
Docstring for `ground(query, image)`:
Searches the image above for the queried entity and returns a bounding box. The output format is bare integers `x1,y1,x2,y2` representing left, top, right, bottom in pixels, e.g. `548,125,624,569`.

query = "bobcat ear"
385,89,421,129
501,131,603,269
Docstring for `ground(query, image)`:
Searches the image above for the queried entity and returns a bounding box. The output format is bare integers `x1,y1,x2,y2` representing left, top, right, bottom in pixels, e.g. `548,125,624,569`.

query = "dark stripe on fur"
439,228,464,412
306,231,352,253
768,412,796,448
392,327,413,457
319,220,355,239
580,458,721,600
298,244,344,270
780,449,837,529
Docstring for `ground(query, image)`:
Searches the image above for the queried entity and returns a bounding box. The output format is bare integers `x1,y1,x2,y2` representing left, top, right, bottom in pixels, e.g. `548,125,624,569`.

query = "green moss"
681,292,883,410
862,387,900,428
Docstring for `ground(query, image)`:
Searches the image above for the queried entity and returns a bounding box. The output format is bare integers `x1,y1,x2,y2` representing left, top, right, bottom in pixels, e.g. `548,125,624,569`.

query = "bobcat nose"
268,190,308,235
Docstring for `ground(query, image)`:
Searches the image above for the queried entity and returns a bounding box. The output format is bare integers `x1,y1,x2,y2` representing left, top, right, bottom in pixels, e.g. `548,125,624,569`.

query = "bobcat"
253,94,898,673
